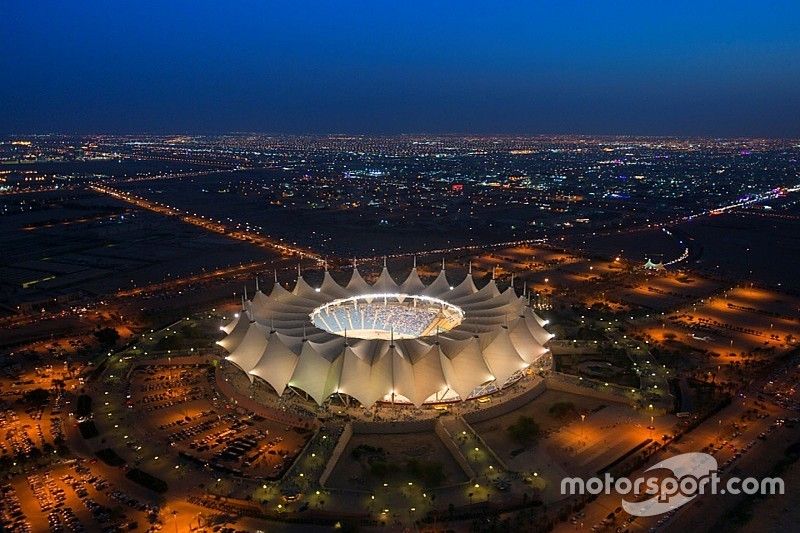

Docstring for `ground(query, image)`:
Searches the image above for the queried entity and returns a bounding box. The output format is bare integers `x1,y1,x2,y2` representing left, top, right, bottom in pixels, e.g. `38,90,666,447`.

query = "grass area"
556,351,640,387
350,444,448,488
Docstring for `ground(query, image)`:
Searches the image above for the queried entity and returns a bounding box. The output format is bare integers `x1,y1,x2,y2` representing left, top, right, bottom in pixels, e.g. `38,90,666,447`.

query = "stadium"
309,293,465,340
217,261,553,407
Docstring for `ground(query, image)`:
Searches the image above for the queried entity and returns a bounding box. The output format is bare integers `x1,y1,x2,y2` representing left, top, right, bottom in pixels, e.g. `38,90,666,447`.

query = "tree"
22,388,50,406
94,327,120,346
406,459,446,487
508,416,541,446
548,401,577,420
369,461,390,478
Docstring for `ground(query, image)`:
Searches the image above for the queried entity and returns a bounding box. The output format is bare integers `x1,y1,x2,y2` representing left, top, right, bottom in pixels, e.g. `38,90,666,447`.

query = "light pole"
580,413,586,443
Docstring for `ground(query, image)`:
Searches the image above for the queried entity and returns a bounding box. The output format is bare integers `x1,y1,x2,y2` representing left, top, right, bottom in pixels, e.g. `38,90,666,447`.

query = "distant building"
643,258,666,271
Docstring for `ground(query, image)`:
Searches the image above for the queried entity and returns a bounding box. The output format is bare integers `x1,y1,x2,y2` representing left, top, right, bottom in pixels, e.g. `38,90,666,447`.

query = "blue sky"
2,1,799,136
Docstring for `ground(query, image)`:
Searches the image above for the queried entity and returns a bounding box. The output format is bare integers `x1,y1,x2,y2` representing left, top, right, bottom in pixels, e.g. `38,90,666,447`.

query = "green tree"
94,327,120,346
508,415,540,446
22,388,50,406
548,401,577,420
406,459,446,487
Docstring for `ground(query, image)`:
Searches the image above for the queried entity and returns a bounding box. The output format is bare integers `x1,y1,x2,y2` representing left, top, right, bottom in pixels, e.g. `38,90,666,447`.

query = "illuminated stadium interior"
309,293,465,340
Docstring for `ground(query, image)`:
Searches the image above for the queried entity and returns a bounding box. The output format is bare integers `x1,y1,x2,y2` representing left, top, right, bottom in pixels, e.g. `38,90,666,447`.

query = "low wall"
549,341,601,355
351,418,437,434
319,423,353,487
463,378,547,424
276,425,319,483
125,354,211,380
434,419,476,480
545,374,633,405
214,368,316,429
458,415,509,471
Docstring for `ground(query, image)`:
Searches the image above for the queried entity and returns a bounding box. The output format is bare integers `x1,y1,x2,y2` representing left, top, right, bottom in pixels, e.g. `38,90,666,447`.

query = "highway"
89,183,325,262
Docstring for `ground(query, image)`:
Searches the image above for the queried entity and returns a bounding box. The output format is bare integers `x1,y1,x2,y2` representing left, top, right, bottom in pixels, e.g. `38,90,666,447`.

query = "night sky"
2,1,799,136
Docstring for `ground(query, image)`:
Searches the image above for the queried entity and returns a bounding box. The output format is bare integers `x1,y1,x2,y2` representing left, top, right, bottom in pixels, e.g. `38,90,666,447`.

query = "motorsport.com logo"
560,452,784,516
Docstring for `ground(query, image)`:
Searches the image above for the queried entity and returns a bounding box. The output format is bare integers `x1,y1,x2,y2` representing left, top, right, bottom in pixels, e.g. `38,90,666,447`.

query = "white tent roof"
226,322,268,376
422,269,451,297
338,345,386,406
399,268,426,294
527,306,548,327
223,264,552,406
293,275,326,301
250,291,270,318
448,273,478,300
269,280,293,300
321,271,350,299
391,348,416,404
346,267,371,295
508,316,549,364
439,337,494,399
249,331,299,395
481,327,528,384
221,313,240,335
373,266,399,293
409,344,448,405
523,307,554,345
217,311,252,352
287,340,339,404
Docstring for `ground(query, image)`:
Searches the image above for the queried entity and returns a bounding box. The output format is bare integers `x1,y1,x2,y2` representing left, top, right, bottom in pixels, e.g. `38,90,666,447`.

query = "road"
89,183,324,261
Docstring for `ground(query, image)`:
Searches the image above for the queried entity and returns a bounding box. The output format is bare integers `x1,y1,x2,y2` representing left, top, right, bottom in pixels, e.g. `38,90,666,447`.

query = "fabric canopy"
218,264,551,406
